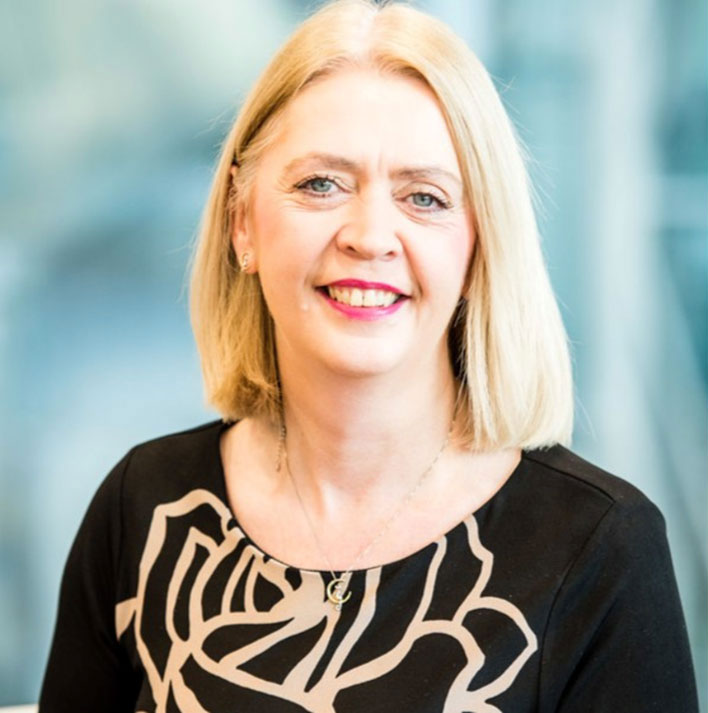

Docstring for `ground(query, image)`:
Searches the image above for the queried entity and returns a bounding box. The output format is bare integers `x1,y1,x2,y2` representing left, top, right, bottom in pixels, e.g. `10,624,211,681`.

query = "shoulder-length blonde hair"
189,0,573,451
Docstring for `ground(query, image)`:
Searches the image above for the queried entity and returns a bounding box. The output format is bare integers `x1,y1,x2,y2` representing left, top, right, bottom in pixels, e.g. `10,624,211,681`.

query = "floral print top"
40,421,698,712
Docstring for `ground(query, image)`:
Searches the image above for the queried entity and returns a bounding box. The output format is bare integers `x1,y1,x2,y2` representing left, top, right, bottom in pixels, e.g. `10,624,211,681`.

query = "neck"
272,345,458,511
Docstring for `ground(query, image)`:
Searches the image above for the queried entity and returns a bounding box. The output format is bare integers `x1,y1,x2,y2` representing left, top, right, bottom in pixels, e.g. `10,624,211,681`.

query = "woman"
39,1,698,711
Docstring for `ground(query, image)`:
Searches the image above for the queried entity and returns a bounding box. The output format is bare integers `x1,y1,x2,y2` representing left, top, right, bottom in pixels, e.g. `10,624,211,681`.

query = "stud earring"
240,252,251,272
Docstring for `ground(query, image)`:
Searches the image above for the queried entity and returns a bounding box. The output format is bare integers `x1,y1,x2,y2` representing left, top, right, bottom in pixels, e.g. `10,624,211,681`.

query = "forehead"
261,67,461,176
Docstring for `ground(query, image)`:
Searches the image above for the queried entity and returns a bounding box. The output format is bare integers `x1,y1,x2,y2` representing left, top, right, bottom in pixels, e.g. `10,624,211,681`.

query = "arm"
39,451,141,712
538,495,699,712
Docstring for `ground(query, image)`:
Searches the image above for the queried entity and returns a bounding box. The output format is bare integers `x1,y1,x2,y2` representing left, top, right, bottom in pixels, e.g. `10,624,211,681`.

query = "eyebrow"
283,153,358,176
282,152,463,188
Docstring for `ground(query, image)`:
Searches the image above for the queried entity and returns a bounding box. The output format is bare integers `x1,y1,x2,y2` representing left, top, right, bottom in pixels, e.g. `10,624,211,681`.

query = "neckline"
211,419,527,576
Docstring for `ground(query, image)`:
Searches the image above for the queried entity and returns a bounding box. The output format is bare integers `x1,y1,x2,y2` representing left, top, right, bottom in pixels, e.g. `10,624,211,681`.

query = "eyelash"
408,192,452,210
294,174,452,211
295,174,341,197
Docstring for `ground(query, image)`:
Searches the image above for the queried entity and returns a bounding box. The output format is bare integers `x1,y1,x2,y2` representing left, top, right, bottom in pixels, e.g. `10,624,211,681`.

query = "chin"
317,344,408,379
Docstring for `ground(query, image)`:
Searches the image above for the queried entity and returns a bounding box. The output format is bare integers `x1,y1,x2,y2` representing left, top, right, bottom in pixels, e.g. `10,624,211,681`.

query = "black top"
39,420,698,712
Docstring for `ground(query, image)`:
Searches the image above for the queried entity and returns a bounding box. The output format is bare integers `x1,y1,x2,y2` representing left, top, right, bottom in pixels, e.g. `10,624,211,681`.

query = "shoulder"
89,420,231,583
531,449,697,710
519,444,666,557
126,418,226,466
482,445,668,579
98,419,228,519
522,444,662,519
122,418,226,466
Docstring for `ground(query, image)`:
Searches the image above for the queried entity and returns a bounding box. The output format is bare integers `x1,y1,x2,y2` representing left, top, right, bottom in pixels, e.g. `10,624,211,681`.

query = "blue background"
1,0,706,706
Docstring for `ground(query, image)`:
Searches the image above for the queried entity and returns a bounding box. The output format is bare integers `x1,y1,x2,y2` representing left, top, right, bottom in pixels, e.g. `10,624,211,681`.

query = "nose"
335,191,402,261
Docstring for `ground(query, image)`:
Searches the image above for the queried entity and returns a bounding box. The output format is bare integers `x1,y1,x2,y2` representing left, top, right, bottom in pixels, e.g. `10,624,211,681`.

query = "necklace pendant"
326,576,351,609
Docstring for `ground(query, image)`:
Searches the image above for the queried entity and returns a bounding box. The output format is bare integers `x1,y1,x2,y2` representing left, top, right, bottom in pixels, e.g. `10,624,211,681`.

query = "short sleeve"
39,450,141,712
538,494,699,712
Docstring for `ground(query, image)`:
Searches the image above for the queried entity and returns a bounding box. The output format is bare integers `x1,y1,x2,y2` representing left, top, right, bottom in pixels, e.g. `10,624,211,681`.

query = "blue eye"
310,177,333,192
411,193,436,208
298,176,337,194
409,192,449,210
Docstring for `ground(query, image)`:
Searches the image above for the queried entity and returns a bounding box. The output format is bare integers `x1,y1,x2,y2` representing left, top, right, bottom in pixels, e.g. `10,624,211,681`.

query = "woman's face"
234,67,474,382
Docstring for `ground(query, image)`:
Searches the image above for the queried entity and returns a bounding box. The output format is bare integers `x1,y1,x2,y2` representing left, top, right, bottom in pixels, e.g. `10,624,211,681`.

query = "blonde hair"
189,0,574,450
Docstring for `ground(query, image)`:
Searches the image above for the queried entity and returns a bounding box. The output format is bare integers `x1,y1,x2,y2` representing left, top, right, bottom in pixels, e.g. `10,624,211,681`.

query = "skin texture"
225,68,520,570
235,67,473,382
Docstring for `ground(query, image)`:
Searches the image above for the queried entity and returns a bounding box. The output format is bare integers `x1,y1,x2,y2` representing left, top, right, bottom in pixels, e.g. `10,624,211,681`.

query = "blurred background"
1,0,706,706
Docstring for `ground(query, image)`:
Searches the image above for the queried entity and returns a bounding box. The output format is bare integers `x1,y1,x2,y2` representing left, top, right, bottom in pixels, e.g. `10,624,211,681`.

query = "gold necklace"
277,423,452,610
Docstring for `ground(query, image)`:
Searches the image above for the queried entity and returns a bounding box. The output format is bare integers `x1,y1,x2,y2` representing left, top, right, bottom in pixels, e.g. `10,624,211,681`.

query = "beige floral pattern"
116,489,537,713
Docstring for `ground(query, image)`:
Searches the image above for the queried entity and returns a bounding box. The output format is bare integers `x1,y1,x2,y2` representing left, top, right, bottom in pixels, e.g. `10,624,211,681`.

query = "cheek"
415,224,474,300
253,211,333,316
251,204,297,277
258,208,337,278
447,222,475,293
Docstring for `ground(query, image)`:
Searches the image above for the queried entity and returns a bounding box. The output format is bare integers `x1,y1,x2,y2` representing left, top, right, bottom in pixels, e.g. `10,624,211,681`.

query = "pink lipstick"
318,279,409,321
326,279,406,294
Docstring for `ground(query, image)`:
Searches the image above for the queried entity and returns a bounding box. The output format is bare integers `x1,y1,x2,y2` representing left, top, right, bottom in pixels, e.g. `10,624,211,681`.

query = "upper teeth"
327,286,399,307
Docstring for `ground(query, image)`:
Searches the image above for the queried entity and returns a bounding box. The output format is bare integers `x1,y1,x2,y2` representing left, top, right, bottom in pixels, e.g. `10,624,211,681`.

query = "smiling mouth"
319,285,406,308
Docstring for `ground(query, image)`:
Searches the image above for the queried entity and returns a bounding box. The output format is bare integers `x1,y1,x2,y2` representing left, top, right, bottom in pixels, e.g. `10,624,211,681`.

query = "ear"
230,166,258,274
